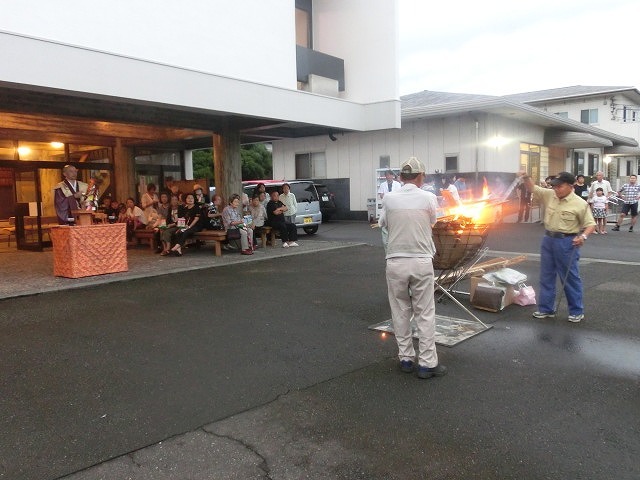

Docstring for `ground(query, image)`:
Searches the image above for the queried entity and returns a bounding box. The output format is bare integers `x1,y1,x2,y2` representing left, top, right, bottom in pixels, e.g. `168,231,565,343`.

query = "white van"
243,180,322,234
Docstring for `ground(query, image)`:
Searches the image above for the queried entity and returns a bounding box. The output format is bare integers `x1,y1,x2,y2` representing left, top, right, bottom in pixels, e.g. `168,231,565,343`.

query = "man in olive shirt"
520,171,596,323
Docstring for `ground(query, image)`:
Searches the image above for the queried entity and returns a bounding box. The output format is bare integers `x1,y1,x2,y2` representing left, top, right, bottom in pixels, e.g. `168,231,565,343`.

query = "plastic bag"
483,268,527,285
513,282,536,306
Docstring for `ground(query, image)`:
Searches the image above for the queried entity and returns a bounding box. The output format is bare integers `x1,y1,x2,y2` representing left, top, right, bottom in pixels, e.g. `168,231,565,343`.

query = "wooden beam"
0,111,213,141
0,128,117,146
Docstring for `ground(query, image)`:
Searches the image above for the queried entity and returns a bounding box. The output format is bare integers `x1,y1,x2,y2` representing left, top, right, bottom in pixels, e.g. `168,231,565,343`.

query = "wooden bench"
134,229,157,250
134,225,276,255
259,226,276,247
193,230,228,257
134,228,228,256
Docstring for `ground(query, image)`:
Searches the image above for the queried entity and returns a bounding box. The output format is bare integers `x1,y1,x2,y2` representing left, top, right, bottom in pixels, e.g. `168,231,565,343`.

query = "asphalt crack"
200,427,273,480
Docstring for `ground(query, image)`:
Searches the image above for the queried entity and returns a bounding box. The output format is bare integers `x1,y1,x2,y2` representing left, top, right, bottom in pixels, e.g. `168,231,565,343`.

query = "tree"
241,144,272,180
192,149,214,181
190,144,272,183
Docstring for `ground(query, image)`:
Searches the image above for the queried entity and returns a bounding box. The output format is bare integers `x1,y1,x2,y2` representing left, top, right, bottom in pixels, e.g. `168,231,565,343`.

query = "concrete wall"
314,0,398,103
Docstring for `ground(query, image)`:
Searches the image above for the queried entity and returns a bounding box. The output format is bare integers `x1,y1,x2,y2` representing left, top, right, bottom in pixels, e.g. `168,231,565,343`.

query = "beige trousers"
386,257,438,368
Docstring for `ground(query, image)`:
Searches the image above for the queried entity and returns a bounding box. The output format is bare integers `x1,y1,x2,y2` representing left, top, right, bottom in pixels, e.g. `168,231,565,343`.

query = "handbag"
226,227,241,240
513,283,536,306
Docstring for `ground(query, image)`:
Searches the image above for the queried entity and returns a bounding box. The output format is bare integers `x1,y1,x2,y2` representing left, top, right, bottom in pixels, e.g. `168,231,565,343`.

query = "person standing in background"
378,170,401,199
611,174,640,232
279,183,298,224
588,171,613,199
573,175,589,201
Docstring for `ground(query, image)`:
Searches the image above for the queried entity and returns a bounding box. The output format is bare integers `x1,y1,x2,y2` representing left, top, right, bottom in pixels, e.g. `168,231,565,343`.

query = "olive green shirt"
533,185,596,233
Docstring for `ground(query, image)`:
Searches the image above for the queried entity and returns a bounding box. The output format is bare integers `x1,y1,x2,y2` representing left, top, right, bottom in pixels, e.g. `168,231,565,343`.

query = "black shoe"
629,227,634,232
612,225,620,231
400,360,414,373
417,364,447,379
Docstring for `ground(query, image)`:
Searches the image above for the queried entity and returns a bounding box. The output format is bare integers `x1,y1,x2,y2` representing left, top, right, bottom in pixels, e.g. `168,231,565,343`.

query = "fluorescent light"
50,142,64,149
17,146,31,155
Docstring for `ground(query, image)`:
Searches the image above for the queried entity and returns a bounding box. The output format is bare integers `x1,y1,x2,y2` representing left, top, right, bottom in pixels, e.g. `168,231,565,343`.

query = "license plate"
322,195,329,201
303,217,312,224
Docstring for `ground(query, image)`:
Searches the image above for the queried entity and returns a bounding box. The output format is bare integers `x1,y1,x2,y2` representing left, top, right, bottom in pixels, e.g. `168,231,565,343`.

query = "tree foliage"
192,149,214,182
241,144,272,180
191,144,272,183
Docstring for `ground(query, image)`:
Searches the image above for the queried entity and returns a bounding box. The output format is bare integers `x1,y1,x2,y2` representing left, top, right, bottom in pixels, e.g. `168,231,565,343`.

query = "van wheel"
303,226,318,235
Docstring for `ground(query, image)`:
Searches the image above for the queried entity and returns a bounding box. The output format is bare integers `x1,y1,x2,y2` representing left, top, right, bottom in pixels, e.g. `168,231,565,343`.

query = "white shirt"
279,192,297,217
378,180,402,198
378,183,438,259
588,179,613,198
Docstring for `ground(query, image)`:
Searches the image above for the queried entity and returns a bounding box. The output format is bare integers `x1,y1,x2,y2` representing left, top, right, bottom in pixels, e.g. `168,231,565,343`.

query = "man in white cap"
378,157,447,379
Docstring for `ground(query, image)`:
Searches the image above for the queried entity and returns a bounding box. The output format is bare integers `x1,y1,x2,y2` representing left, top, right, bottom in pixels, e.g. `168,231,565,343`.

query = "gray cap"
400,156,425,174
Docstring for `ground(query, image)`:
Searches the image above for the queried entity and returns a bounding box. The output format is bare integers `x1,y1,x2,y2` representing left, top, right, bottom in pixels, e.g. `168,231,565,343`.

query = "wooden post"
213,127,242,204
113,138,135,204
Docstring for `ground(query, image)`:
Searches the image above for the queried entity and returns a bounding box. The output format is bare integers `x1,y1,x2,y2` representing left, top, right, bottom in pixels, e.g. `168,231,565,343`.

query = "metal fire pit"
432,218,489,270
432,217,491,327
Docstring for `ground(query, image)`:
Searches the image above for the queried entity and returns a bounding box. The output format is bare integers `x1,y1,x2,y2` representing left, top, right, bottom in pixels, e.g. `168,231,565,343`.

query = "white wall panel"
0,0,296,89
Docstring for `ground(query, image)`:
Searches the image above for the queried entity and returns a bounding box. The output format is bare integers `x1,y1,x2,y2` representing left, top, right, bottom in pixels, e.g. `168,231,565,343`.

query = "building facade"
0,0,399,249
505,86,640,186
272,88,638,219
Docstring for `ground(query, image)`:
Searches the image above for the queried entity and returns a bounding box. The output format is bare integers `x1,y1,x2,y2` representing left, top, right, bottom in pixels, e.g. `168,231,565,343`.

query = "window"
588,154,598,175
379,155,391,169
295,152,326,179
580,109,598,124
573,151,585,175
555,112,569,118
445,155,458,172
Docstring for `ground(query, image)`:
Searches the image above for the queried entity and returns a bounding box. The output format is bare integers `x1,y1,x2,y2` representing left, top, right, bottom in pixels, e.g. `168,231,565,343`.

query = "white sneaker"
568,314,584,323
282,242,289,248
288,242,299,247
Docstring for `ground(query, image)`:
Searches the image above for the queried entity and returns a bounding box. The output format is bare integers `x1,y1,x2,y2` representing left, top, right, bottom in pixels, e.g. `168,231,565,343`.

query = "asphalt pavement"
1,219,639,480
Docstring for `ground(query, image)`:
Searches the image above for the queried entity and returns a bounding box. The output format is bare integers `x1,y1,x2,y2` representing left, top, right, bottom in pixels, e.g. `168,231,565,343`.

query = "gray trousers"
386,256,438,368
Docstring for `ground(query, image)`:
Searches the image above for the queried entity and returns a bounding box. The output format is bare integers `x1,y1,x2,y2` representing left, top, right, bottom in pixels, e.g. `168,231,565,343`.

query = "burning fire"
443,177,493,224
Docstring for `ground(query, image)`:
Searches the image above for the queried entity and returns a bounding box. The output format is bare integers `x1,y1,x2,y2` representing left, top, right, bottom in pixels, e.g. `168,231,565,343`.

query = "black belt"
545,230,577,238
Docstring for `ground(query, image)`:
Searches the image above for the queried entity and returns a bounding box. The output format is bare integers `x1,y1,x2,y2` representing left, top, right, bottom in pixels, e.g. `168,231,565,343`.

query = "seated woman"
141,183,159,220
169,192,201,256
248,194,268,247
199,193,224,230
123,197,147,243
159,195,180,256
222,193,254,255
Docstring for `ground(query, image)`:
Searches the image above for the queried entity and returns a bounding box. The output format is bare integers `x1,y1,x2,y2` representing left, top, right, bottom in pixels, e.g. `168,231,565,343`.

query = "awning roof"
604,145,640,156
545,130,613,148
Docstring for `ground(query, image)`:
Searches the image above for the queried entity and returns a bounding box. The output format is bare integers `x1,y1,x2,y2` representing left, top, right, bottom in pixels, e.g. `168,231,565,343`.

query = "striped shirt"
618,183,640,204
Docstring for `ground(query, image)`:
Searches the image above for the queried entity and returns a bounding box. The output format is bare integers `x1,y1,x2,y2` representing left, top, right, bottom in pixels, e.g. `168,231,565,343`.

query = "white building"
272,88,638,219
0,0,399,248
505,86,640,186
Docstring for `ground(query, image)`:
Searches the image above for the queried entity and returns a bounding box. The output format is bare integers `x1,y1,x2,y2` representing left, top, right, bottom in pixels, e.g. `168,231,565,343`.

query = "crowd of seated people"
96,182,301,256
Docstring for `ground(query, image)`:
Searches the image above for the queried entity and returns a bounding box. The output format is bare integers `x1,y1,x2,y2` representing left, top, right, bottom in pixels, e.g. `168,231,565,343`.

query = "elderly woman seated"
222,193,254,255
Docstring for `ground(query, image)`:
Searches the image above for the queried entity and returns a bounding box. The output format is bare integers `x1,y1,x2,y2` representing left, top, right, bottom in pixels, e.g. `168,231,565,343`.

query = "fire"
482,176,490,198
442,176,493,224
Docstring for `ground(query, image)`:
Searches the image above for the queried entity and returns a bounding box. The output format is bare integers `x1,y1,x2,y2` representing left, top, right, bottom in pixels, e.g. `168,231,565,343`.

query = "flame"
446,201,489,223
440,176,496,224
482,176,490,199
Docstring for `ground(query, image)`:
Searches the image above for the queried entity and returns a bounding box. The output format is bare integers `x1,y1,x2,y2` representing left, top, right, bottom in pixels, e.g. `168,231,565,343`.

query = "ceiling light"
17,146,31,156
50,142,64,149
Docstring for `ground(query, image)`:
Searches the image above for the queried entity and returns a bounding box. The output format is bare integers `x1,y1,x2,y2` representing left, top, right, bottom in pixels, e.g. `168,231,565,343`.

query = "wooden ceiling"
0,84,340,147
